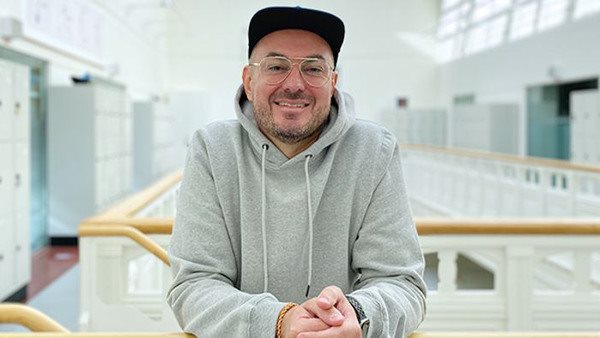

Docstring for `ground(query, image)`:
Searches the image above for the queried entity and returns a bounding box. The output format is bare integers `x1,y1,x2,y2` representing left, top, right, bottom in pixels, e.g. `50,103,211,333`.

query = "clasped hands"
280,285,362,338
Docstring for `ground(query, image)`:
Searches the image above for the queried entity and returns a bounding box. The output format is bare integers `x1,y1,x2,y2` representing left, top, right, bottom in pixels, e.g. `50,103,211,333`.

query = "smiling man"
168,6,426,338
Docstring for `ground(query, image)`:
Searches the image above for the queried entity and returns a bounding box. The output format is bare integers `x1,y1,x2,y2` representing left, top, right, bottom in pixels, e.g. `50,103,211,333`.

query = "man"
167,6,426,338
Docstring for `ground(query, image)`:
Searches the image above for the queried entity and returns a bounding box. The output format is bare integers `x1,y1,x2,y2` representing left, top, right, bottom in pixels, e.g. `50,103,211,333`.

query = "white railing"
79,234,177,332
402,145,600,217
421,233,600,330
79,172,181,332
135,184,179,218
4,306,599,338
78,169,600,333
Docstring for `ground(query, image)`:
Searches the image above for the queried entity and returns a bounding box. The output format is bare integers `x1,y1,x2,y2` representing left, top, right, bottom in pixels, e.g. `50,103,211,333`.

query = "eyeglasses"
249,56,334,88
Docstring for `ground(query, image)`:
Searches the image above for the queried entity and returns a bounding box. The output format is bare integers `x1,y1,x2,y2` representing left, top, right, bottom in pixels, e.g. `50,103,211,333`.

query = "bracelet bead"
275,302,298,338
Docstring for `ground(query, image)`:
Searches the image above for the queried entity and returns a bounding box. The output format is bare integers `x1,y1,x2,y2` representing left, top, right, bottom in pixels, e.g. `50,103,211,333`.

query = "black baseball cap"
248,6,345,66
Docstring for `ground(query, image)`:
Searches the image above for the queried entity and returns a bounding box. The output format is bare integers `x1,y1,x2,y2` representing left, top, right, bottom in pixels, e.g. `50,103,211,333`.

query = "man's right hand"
280,304,331,338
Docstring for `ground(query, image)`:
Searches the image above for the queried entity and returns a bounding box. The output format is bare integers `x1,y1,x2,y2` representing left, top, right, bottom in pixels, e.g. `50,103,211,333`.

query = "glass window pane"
488,15,508,47
510,2,539,40
443,0,463,10
538,0,569,31
574,0,600,18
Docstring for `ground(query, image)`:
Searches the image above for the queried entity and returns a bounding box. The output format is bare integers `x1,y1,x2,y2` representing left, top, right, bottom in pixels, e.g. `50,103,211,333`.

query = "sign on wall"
23,0,104,63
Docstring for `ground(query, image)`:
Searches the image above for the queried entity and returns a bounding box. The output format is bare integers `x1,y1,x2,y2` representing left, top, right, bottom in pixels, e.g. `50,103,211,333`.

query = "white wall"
165,1,441,128
0,0,166,98
438,13,600,155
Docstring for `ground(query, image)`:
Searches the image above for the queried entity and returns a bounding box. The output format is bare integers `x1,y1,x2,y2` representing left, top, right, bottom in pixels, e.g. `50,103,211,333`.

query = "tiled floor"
27,246,79,301
1,246,80,332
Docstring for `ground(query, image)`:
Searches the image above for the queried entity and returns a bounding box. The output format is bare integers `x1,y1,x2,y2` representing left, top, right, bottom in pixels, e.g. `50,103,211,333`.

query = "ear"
330,71,338,96
242,66,254,101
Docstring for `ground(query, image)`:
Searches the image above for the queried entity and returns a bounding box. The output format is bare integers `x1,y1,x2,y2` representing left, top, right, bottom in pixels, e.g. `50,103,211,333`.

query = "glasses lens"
257,57,331,87
259,57,292,84
300,59,330,87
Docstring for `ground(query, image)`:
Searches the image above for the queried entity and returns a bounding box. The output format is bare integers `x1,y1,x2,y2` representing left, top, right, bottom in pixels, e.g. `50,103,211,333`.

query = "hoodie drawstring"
304,154,313,297
259,146,315,298
261,144,269,293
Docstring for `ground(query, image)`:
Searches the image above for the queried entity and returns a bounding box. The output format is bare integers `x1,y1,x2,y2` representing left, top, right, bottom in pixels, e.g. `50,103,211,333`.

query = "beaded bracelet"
275,302,298,338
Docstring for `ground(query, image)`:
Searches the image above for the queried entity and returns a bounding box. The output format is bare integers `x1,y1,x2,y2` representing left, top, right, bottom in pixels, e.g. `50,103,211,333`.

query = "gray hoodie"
168,86,426,338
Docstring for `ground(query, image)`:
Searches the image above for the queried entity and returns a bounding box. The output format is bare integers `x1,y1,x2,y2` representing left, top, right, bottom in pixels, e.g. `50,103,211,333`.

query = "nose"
281,64,306,92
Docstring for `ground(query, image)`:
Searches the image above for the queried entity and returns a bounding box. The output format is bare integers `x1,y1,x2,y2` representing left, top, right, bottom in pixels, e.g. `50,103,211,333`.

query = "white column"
437,249,458,295
506,246,534,330
574,249,592,294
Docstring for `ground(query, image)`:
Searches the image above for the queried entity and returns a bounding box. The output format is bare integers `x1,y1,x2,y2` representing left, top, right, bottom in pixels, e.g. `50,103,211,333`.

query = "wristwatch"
346,295,370,336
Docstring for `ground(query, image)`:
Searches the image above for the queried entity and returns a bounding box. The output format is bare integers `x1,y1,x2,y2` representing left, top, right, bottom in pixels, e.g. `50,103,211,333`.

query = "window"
436,0,597,62
510,2,538,40
538,0,569,31
574,0,600,19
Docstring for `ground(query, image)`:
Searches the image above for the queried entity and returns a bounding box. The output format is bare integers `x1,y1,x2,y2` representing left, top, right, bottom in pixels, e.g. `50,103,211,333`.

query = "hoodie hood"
235,85,355,165
234,84,357,296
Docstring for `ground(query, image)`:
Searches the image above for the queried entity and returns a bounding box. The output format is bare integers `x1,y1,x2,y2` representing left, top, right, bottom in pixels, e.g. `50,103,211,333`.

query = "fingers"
297,327,335,338
302,297,345,327
316,286,344,310
296,312,362,338
316,296,332,310
283,306,330,338
316,286,356,318
296,321,361,338
296,318,330,332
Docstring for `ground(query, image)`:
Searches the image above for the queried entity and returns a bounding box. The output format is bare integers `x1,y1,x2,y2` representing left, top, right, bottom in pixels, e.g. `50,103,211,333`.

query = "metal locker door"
0,143,12,217
14,142,30,213
14,211,31,286
0,214,13,298
13,64,31,141
0,61,14,141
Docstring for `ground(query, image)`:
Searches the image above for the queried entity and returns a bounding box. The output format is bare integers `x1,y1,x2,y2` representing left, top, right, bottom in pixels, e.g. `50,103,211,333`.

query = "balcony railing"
77,162,600,333
402,144,600,217
2,304,600,337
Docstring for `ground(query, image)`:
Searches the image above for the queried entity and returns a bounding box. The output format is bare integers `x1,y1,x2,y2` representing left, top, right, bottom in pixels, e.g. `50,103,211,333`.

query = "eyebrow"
264,52,327,61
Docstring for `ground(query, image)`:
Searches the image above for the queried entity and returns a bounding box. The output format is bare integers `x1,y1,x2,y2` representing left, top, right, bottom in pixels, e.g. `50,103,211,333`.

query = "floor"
0,246,80,333
27,246,79,301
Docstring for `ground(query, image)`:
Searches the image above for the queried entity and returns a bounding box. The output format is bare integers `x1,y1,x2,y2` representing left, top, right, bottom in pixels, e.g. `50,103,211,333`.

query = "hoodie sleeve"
167,131,286,338
349,133,427,338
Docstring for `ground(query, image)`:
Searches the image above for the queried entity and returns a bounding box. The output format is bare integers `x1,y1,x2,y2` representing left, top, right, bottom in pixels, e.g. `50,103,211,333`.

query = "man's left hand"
298,286,361,338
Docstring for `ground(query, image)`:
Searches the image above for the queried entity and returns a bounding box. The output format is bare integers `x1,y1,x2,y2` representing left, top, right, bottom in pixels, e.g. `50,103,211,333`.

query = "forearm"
350,278,426,337
351,140,427,337
167,254,286,338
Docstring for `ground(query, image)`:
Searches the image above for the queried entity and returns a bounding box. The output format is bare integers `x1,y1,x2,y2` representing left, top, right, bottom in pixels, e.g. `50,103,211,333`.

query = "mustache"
272,92,314,101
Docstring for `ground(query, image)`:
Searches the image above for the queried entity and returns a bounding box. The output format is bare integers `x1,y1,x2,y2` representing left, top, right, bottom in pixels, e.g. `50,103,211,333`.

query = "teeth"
277,102,306,108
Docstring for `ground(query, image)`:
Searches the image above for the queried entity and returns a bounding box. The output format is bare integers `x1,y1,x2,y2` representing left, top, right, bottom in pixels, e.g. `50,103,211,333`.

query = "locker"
0,59,31,301
14,142,30,212
14,211,31,285
49,80,131,226
13,65,30,141
0,143,12,217
0,61,14,141
570,90,600,165
0,215,13,296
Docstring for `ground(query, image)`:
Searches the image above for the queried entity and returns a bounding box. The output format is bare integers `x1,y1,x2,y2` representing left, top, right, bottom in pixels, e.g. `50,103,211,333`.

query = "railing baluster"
506,246,534,330
437,249,458,294
574,249,592,294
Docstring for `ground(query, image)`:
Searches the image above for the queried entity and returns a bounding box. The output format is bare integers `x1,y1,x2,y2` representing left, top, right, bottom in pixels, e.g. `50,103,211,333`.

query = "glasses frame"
249,56,335,88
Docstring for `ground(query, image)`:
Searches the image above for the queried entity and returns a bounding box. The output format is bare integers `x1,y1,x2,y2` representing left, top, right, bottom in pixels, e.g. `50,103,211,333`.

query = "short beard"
253,94,330,145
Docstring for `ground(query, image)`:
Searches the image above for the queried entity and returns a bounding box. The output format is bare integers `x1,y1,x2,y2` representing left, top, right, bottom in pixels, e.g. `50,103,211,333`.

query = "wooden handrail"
416,217,600,235
78,225,170,266
80,217,600,236
402,144,600,174
95,170,182,218
0,304,69,333
0,334,192,337
81,217,173,234
410,333,600,338
0,332,598,337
